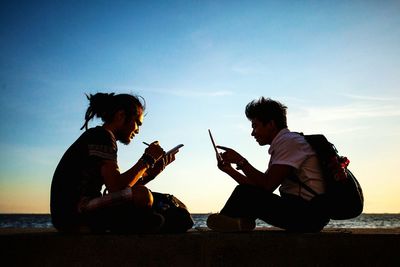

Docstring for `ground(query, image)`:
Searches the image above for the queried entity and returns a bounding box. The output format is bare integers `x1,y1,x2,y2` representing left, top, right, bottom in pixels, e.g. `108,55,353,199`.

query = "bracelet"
236,158,248,170
139,158,150,169
140,153,156,168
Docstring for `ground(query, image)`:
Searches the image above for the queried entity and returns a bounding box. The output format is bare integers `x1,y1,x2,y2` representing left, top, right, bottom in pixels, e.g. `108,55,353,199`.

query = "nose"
251,129,255,136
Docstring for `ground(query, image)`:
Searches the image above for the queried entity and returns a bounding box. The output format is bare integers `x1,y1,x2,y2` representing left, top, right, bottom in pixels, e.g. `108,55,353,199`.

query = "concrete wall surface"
1,228,399,267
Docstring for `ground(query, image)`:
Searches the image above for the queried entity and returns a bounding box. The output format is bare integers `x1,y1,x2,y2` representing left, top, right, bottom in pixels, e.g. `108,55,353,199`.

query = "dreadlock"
80,92,145,130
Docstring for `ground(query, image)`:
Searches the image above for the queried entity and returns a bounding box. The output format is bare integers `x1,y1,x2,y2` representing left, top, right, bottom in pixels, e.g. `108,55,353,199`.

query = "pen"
143,142,151,146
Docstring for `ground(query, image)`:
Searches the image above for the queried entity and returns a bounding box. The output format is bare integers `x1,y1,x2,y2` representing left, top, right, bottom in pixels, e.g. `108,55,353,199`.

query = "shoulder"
272,130,308,152
269,129,315,163
85,126,113,139
82,127,116,145
84,127,117,160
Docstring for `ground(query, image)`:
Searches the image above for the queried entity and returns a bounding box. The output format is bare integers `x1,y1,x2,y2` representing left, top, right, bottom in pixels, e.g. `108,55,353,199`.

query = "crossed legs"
214,184,329,232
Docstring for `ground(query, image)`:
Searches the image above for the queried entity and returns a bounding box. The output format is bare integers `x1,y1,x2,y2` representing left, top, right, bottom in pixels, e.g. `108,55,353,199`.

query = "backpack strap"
287,174,320,197
287,132,321,197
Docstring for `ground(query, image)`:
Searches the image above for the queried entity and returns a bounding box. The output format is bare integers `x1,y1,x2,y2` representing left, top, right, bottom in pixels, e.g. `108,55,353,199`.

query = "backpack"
152,192,194,233
293,133,364,220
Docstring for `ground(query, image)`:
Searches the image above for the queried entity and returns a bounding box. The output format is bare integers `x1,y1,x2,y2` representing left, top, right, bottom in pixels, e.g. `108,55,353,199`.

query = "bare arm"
102,141,165,192
241,162,294,192
102,159,149,192
137,151,177,185
217,145,295,192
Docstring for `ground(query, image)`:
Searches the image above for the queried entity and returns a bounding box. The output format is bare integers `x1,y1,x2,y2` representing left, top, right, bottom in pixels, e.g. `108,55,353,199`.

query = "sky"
0,0,399,214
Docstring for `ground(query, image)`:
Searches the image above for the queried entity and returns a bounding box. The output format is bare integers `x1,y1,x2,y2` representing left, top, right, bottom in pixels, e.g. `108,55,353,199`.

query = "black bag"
293,134,364,220
152,192,194,233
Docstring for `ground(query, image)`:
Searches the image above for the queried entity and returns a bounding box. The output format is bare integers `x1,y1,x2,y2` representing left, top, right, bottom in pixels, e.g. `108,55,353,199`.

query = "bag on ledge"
294,133,364,220
152,192,194,233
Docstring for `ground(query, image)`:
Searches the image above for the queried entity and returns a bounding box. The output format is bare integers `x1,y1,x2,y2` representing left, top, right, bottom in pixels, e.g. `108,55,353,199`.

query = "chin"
256,140,267,146
120,138,131,145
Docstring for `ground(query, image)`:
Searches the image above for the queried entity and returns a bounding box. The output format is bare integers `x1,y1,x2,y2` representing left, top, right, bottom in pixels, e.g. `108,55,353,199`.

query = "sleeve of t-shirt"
87,129,117,162
269,137,309,169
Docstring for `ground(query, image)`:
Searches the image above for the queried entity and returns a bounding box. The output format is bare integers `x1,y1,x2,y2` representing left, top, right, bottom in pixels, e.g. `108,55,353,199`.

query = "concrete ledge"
1,228,399,266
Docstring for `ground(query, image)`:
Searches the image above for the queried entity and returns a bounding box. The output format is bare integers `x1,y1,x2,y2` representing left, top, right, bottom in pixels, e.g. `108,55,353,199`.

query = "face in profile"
117,109,144,145
251,118,276,146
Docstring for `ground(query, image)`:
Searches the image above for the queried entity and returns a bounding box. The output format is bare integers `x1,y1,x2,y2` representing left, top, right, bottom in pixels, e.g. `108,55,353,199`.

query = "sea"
0,213,399,229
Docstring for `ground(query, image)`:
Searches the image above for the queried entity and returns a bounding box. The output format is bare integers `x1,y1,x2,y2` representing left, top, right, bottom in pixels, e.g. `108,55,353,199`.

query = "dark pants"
83,192,193,234
220,184,330,232
83,203,164,233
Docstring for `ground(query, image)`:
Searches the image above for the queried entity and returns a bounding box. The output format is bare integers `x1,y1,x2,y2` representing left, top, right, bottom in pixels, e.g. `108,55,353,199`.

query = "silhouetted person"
51,93,192,233
207,97,329,232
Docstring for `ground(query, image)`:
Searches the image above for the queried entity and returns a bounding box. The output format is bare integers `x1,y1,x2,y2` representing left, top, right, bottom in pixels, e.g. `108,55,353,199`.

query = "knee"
233,184,261,195
131,185,153,209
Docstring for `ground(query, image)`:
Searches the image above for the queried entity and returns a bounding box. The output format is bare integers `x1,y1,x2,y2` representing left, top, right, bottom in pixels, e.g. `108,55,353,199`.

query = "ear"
114,110,126,125
268,120,277,130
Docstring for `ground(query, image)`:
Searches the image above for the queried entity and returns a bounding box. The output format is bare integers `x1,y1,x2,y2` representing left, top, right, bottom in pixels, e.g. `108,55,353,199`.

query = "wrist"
236,157,248,170
139,159,150,170
140,153,156,168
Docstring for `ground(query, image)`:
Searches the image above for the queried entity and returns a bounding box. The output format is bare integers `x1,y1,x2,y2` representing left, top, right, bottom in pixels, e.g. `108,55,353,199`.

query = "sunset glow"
0,1,399,214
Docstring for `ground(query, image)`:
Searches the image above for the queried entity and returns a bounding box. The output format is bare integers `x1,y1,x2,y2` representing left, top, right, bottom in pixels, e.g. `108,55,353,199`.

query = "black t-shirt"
50,126,117,230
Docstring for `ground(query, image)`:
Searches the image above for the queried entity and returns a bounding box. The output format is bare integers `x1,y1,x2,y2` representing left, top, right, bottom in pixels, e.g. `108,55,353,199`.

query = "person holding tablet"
207,97,329,232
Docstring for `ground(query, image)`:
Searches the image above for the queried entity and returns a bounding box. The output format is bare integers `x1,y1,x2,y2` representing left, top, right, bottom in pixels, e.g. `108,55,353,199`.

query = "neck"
270,127,286,143
102,123,117,136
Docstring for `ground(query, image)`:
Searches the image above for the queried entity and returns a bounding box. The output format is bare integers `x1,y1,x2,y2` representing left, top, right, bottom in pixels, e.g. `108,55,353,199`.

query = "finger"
161,158,166,170
149,141,161,150
216,145,231,151
169,149,180,156
151,141,159,145
165,153,175,165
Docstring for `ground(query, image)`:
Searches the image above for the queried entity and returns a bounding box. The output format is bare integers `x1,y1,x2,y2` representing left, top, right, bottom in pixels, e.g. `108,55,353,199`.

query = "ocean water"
0,213,399,229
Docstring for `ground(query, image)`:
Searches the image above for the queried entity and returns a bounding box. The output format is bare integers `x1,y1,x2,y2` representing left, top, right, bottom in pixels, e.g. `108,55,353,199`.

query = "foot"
206,213,255,232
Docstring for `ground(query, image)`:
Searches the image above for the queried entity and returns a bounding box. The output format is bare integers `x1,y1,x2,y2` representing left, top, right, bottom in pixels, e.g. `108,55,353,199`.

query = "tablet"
166,144,184,155
208,129,222,161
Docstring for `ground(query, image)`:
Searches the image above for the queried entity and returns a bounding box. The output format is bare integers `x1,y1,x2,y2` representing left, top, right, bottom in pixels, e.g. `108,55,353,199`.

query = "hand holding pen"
140,141,164,168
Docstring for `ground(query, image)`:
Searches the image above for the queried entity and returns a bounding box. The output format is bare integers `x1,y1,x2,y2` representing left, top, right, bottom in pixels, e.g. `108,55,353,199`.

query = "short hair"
245,97,288,129
80,92,145,130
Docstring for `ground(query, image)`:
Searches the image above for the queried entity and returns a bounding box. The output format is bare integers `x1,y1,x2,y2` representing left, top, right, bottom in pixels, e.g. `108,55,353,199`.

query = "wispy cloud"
341,93,400,102
170,90,233,97
302,103,400,121
230,61,270,76
138,87,234,98
299,94,400,121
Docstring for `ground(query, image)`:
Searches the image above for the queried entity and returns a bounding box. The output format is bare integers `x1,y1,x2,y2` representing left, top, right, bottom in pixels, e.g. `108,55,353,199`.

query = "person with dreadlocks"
50,92,192,233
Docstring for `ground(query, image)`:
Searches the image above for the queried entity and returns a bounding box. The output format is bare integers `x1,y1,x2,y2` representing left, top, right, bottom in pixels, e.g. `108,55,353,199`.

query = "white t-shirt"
268,128,326,201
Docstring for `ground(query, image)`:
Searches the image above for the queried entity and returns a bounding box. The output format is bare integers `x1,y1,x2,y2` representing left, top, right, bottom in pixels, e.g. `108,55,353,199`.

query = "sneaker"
207,213,255,232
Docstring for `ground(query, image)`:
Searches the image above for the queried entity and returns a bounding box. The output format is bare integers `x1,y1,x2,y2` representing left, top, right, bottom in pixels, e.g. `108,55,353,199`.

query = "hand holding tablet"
166,144,184,156
208,129,223,161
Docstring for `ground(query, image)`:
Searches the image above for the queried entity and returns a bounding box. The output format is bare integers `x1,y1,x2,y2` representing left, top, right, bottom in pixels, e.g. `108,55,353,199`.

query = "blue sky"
1,0,399,213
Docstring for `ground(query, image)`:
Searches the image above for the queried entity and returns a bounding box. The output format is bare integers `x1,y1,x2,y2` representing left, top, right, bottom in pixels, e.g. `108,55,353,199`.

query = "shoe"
206,213,255,232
